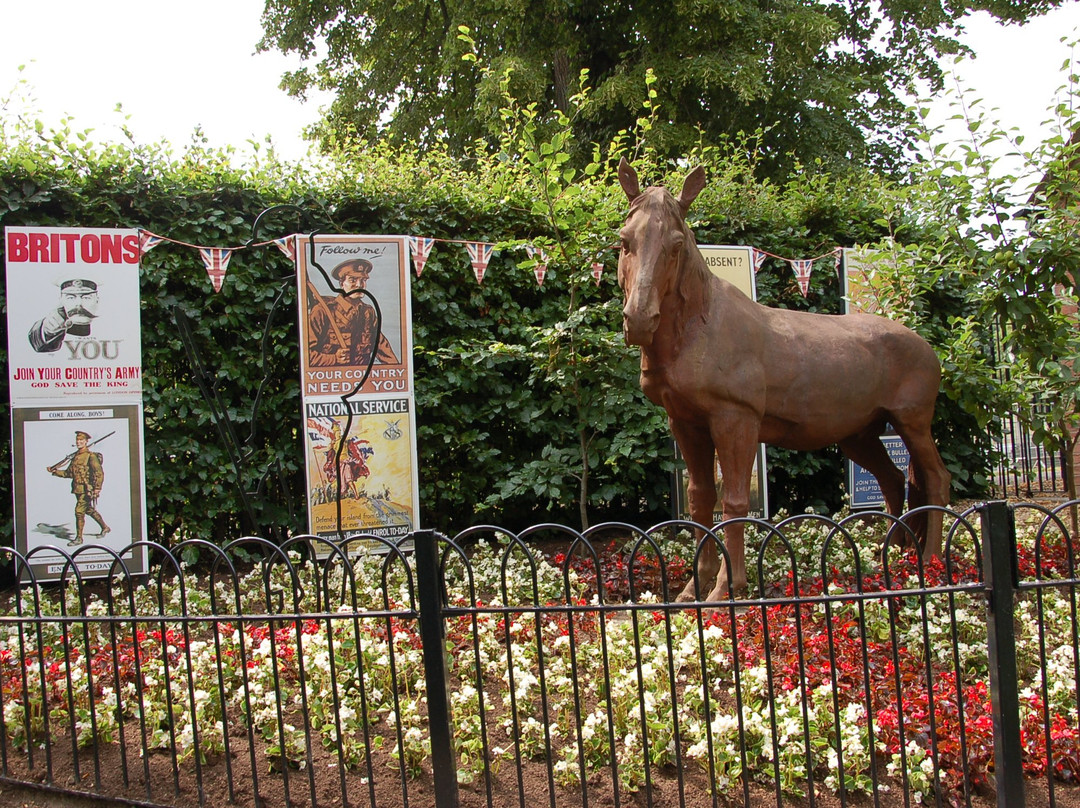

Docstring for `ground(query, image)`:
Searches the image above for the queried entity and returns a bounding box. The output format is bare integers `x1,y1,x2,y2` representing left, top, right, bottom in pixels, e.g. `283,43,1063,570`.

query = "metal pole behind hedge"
413,529,460,808
979,500,1025,808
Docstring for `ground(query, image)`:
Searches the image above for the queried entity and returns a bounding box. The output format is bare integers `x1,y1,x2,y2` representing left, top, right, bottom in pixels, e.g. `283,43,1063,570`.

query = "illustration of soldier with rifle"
47,429,112,545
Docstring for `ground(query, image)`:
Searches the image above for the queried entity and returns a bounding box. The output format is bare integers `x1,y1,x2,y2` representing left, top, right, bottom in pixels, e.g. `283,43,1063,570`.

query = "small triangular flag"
198,247,235,293
752,248,767,273
466,242,494,284
139,230,164,255
526,245,549,287
591,262,603,285
408,236,435,277
790,259,814,297
273,236,297,263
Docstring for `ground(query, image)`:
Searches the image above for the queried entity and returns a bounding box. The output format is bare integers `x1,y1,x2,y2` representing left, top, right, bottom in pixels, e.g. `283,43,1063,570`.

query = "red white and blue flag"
526,244,549,287
752,248,767,273
408,236,436,277
466,241,493,284
791,259,814,297
139,230,165,255
273,236,297,263
198,247,234,293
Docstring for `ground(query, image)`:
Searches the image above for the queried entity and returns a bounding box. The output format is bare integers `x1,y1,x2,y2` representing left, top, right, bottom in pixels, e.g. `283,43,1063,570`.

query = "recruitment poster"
5,226,148,581
672,245,769,521
294,235,419,551
841,248,910,508
11,405,147,581
295,235,411,398
6,228,143,401
303,397,418,545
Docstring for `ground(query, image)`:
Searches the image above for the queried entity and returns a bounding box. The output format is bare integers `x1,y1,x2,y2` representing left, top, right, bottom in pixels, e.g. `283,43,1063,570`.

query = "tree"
259,0,1066,176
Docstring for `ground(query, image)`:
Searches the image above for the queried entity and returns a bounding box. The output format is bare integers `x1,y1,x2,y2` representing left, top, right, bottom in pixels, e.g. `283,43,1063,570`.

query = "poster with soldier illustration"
302,396,419,550
295,235,412,398
6,226,147,582
11,405,148,581
294,234,419,552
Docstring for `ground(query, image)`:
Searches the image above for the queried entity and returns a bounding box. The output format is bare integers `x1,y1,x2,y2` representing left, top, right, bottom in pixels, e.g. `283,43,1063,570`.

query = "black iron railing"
0,503,1077,808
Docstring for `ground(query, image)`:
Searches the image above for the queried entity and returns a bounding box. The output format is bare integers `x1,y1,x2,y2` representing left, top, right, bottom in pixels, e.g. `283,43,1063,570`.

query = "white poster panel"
673,245,768,519
5,227,143,403
5,226,147,582
11,404,148,581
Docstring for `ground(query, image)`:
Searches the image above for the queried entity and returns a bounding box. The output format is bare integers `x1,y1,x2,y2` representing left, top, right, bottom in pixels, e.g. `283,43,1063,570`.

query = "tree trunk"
552,50,571,113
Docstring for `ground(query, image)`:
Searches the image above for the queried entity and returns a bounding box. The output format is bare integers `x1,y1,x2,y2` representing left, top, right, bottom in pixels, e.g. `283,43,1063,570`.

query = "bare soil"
1,720,1079,808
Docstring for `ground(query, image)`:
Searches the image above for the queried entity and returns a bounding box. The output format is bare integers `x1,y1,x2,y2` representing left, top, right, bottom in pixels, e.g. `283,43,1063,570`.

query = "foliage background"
0,92,1025,547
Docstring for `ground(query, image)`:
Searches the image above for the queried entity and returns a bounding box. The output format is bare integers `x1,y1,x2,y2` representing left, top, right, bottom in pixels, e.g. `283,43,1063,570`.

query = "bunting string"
138,229,847,296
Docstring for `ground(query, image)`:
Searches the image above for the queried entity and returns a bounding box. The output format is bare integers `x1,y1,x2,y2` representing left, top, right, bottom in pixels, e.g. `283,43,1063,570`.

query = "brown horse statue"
616,159,950,601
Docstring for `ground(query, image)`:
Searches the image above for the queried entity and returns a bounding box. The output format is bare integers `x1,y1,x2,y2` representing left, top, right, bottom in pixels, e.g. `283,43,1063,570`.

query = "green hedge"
0,134,991,546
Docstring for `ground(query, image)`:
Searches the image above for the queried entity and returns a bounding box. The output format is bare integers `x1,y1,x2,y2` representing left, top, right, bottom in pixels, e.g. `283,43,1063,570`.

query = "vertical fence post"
412,529,459,808
979,500,1025,808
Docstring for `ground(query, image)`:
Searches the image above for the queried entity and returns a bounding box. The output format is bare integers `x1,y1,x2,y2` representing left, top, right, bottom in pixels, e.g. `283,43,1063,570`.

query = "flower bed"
0,509,1078,808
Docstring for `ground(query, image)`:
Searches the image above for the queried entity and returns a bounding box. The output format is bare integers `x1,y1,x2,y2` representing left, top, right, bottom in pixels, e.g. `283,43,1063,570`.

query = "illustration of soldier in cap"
28,278,101,353
48,430,109,545
307,259,399,367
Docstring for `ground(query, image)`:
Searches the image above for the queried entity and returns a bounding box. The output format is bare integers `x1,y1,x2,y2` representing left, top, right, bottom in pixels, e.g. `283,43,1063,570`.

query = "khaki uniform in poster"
307,259,399,368
48,430,110,544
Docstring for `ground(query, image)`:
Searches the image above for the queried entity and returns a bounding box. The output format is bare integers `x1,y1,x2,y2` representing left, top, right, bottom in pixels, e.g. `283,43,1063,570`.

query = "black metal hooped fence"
0,501,1078,808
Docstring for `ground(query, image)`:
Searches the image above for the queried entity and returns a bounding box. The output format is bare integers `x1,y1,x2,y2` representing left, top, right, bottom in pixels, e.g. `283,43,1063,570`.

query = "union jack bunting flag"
526,244,549,287
273,236,297,263
466,241,494,284
591,262,604,285
139,230,165,255
408,236,435,277
752,248,767,273
198,247,234,293
790,259,814,297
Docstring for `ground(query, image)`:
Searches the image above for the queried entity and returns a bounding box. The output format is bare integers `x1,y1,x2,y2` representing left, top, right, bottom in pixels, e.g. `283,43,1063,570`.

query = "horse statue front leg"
669,423,756,600
703,421,761,600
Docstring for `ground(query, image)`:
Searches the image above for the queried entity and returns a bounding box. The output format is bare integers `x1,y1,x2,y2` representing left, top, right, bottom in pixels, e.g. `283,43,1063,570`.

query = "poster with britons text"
5,226,147,582
5,227,143,403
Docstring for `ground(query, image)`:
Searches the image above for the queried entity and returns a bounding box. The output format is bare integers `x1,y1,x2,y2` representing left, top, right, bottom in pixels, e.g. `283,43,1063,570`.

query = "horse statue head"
617,158,706,347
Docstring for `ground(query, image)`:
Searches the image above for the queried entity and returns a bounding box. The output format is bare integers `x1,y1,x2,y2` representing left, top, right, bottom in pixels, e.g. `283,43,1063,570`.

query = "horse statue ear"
618,158,641,202
677,167,706,215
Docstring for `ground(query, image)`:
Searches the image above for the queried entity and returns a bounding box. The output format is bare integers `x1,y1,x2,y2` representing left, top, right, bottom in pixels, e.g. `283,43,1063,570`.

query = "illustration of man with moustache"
28,278,101,353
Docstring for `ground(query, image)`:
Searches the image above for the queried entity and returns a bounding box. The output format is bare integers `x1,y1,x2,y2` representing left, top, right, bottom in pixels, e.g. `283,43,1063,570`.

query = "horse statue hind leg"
838,413,951,559
891,410,951,559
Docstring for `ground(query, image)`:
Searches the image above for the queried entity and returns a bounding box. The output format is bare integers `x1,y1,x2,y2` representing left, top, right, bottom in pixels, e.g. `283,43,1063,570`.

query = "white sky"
1,1,1079,165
